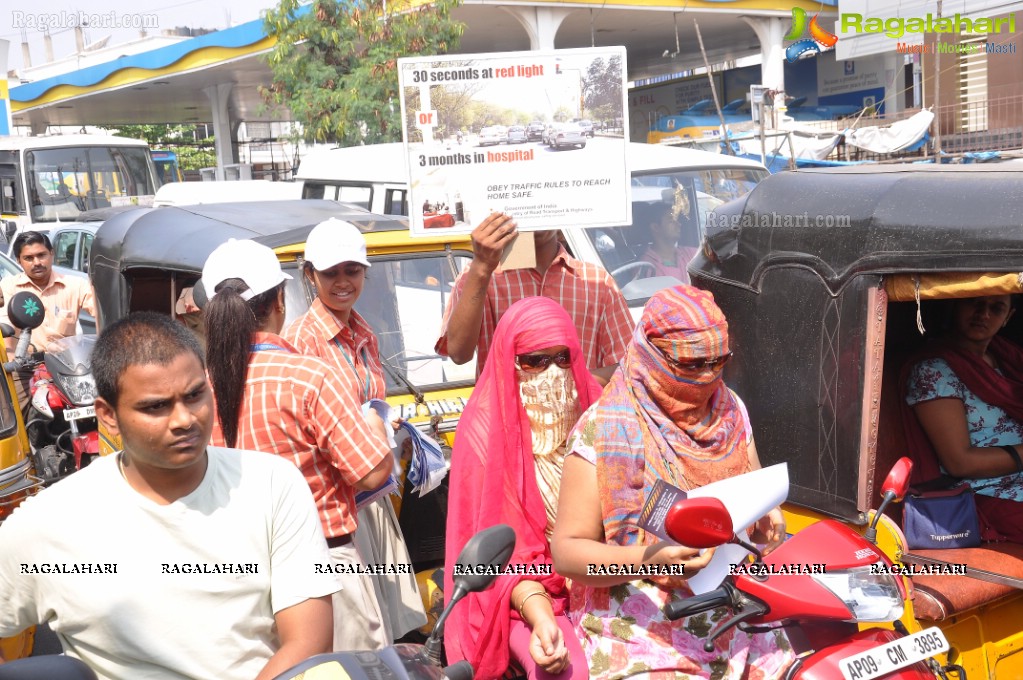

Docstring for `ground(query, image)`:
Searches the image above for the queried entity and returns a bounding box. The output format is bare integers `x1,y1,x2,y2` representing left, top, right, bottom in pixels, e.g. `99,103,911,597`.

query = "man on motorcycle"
0,313,338,679
0,231,96,412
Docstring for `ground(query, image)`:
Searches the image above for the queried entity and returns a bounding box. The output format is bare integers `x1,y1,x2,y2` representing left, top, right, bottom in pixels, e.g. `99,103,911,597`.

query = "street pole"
933,0,942,159
694,19,734,155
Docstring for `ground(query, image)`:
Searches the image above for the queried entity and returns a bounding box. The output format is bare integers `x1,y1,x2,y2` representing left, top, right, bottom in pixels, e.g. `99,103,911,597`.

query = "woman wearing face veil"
444,297,603,680
552,285,792,680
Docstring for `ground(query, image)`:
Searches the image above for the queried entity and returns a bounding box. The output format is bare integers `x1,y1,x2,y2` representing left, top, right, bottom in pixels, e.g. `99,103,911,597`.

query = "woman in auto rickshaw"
689,164,1023,680
902,294,1023,542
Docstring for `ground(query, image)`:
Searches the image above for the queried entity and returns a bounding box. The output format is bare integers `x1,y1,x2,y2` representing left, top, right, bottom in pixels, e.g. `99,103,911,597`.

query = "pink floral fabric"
568,577,792,680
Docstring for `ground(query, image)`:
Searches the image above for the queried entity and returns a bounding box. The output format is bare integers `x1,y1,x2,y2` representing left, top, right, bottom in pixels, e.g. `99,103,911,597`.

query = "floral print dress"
565,406,795,680
907,357,1023,500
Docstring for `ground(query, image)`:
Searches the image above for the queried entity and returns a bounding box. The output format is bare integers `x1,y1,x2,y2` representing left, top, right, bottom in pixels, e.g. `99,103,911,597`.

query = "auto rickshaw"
691,164,1023,678
0,314,48,660
90,199,476,630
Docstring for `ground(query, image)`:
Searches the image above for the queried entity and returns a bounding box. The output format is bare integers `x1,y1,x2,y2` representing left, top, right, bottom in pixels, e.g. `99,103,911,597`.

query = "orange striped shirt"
283,299,387,401
209,332,389,537
435,245,633,375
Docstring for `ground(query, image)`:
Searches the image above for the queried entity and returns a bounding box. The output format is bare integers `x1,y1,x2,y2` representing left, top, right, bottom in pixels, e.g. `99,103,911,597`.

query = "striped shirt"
435,245,634,375
209,332,389,537
283,299,386,402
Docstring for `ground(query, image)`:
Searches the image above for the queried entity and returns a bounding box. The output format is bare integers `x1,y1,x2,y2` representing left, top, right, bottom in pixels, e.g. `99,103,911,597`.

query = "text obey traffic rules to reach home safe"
398,46,630,237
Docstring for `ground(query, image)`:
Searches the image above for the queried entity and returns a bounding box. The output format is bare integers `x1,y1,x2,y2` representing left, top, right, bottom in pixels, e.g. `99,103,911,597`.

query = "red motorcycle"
27,333,100,480
664,458,958,680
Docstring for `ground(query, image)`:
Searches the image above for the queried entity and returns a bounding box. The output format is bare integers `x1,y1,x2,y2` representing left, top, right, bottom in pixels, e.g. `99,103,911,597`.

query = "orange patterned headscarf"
591,285,752,546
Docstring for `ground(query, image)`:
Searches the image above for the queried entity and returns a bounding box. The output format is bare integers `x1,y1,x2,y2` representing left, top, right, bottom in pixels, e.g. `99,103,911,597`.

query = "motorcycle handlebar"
443,660,475,680
664,587,731,621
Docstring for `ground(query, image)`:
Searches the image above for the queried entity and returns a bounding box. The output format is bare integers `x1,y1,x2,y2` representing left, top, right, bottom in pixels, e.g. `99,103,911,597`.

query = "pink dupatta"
443,296,603,680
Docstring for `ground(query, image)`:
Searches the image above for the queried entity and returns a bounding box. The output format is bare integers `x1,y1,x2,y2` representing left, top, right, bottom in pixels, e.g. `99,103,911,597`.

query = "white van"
153,180,302,207
295,142,768,312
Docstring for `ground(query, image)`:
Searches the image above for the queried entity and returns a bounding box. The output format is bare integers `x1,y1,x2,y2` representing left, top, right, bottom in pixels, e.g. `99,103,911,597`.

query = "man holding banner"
435,212,633,385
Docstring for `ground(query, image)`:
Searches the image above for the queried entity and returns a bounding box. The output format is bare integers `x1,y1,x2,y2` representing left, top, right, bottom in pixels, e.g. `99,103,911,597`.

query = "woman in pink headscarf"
444,297,603,680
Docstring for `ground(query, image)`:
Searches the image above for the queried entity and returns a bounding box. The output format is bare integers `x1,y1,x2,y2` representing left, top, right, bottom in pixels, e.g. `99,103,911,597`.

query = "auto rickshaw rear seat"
906,544,1023,621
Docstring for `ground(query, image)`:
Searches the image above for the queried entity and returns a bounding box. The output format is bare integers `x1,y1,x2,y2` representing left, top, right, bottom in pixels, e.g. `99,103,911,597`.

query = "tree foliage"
106,124,216,171
582,55,623,123
263,0,465,145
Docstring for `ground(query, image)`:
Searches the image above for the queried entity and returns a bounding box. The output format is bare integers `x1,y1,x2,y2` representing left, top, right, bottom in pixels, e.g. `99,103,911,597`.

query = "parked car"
477,127,502,147
527,121,546,141
506,126,528,144
50,222,99,275
547,123,587,150
576,120,595,137
493,125,509,144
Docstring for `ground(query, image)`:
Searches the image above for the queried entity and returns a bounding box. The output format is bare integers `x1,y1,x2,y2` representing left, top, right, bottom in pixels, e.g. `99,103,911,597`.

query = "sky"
2,0,283,73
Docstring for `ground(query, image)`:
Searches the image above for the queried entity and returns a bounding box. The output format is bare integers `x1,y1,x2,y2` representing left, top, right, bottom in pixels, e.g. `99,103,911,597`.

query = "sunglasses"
515,349,572,373
664,351,733,373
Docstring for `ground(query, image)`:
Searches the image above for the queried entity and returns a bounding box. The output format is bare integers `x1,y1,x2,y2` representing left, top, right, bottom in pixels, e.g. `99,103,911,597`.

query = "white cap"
201,239,292,301
304,219,371,270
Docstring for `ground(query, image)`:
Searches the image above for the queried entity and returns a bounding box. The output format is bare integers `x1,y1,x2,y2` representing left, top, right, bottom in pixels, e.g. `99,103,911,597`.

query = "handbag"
902,482,981,550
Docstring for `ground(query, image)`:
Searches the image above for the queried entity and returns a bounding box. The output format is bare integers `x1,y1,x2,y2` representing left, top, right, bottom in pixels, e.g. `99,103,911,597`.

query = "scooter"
1,291,99,483
663,458,956,680
26,334,99,481
272,523,517,680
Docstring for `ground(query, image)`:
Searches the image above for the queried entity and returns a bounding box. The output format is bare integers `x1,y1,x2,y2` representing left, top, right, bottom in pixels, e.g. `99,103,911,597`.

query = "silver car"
507,126,528,144
547,123,587,150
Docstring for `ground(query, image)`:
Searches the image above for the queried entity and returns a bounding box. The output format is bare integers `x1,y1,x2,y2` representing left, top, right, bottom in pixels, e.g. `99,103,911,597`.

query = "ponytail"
204,279,284,447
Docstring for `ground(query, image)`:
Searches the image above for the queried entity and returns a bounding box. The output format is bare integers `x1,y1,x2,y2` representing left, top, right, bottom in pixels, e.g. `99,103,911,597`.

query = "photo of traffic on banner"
398,46,629,236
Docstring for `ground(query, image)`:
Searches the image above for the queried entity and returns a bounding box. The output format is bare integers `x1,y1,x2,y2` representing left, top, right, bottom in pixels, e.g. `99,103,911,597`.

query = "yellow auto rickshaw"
692,164,1023,678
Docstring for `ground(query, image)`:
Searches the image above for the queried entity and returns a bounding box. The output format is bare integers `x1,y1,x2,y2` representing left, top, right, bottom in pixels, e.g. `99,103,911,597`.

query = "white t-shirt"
0,447,339,680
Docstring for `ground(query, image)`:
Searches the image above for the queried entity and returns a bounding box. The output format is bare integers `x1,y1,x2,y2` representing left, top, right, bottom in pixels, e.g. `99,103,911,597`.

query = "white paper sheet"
684,463,789,594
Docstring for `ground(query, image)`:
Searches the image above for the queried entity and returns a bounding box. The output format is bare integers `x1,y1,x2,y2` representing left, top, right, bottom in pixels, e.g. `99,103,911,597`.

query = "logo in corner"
785,8,839,62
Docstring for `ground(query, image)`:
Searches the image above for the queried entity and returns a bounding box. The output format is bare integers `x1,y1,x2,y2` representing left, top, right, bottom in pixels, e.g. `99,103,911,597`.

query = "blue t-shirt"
907,357,1023,500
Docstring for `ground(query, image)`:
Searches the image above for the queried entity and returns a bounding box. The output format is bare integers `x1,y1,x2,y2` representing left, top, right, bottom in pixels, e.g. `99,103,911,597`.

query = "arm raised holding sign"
435,213,633,385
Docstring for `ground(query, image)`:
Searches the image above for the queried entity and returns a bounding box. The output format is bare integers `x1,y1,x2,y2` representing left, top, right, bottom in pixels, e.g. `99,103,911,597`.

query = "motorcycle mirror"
881,457,913,502
422,524,516,666
452,523,516,593
865,457,915,545
7,291,46,331
0,323,14,339
664,497,734,548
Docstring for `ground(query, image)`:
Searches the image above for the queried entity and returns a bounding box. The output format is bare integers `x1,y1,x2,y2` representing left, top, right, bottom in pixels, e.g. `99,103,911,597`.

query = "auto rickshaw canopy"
90,199,409,330
701,165,1023,297
691,164,1023,521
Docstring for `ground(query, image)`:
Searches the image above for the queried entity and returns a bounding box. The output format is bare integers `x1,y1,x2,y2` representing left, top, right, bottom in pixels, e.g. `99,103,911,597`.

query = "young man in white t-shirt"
0,312,339,680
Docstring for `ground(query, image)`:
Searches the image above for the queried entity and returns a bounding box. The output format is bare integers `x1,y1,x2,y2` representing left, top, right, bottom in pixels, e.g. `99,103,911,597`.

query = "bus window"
302,182,329,200
385,188,408,216
336,185,372,211
1,173,17,214
26,145,158,222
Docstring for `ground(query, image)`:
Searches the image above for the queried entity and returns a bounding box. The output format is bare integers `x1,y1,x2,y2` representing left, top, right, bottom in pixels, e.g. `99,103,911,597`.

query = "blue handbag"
903,483,981,550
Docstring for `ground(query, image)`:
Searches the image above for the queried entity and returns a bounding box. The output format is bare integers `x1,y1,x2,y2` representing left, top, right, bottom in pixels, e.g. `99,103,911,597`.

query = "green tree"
582,54,623,124
263,0,464,145
106,124,216,171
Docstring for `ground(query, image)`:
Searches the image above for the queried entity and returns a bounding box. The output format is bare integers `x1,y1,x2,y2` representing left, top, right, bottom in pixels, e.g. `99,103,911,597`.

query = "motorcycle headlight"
55,374,97,407
811,564,904,622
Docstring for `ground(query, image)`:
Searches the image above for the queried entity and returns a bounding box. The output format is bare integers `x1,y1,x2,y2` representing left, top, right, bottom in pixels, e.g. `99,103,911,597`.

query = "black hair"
93,312,204,407
12,231,53,259
203,279,285,448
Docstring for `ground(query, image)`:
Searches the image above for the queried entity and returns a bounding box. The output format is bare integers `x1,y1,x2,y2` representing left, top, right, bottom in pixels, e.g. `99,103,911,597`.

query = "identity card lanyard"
251,342,291,353
333,338,372,403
